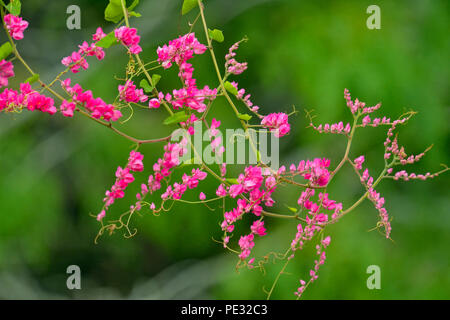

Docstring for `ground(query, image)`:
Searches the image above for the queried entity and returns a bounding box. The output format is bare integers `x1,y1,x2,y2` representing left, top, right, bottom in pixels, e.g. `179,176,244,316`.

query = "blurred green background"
0,0,448,299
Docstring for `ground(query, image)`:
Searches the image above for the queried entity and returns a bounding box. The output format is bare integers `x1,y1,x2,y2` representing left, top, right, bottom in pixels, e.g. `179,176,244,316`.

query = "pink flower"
101,151,145,217
302,158,330,186
61,51,89,73
223,236,230,248
96,210,106,221
261,112,291,137
321,236,331,248
216,184,227,197
251,220,267,236
225,41,248,75
4,14,28,40
354,155,365,170
118,80,148,103
61,28,107,73
199,192,206,200
62,80,122,122
0,83,57,115
238,234,255,260
229,184,244,198
60,99,76,117
127,150,144,172
362,115,371,127
115,26,142,54
0,60,14,87
149,98,160,108
157,33,206,69
92,27,106,42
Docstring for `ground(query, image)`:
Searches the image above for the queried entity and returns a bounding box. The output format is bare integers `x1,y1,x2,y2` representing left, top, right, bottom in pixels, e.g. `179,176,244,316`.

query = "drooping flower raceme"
61,28,106,73
61,78,122,121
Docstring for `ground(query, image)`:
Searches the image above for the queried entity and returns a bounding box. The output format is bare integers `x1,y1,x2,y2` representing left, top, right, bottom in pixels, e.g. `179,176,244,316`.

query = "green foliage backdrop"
0,0,448,299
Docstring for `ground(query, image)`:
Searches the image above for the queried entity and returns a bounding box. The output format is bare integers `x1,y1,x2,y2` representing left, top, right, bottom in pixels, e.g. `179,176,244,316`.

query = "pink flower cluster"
250,220,267,237
344,88,380,114
392,170,436,181
297,158,331,187
60,99,76,117
99,150,144,221
168,80,217,113
219,167,277,260
61,28,106,73
354,155,365,170
355,163,391,238
157,33,206,69
0,83,56,115
115,26,142,54
161,168,207,200
155,34,217,113
147,140,188,193
0,60,14,87
361,115,392,127
61,78,122,121
229,81,259,113
312,121,351,135
385,136,426,166
297,189,342,229
4,14,28,40
261,112,291,138
368,187,391,238
225,41,248,75
238,234,255,260
118,80,148,104
295,236,331,298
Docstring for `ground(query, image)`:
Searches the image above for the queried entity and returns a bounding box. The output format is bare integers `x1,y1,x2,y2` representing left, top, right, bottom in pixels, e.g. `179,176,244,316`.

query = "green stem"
197,0,259,160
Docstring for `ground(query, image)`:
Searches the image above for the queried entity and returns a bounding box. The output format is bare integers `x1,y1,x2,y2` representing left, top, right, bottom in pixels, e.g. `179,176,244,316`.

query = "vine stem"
328,114,359,183
119,0,296,220
196,0,260,160
0,7,170,145
120,0,174,116
331,161,387,222
266,250,291,300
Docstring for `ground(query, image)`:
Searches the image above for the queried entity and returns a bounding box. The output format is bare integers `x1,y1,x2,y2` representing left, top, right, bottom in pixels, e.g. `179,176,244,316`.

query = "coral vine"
0,0,448,300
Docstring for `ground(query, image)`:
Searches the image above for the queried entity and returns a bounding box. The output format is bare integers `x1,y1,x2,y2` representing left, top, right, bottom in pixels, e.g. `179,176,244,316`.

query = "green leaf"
95,32,117,48
0,1,7,8
128,11,141,18
139,79,152,93
104,0,122,23
182,0,199,15
25,73,39,84
6,0,21,16
285,205,298,213
140,75,160,92
104,0,139,23
237,113,252,121
225,178,239,184
224,81,238,95
208,28,224,43
151,74,161,86
0,42,13,60
128,0,139,11
163,111,189,125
